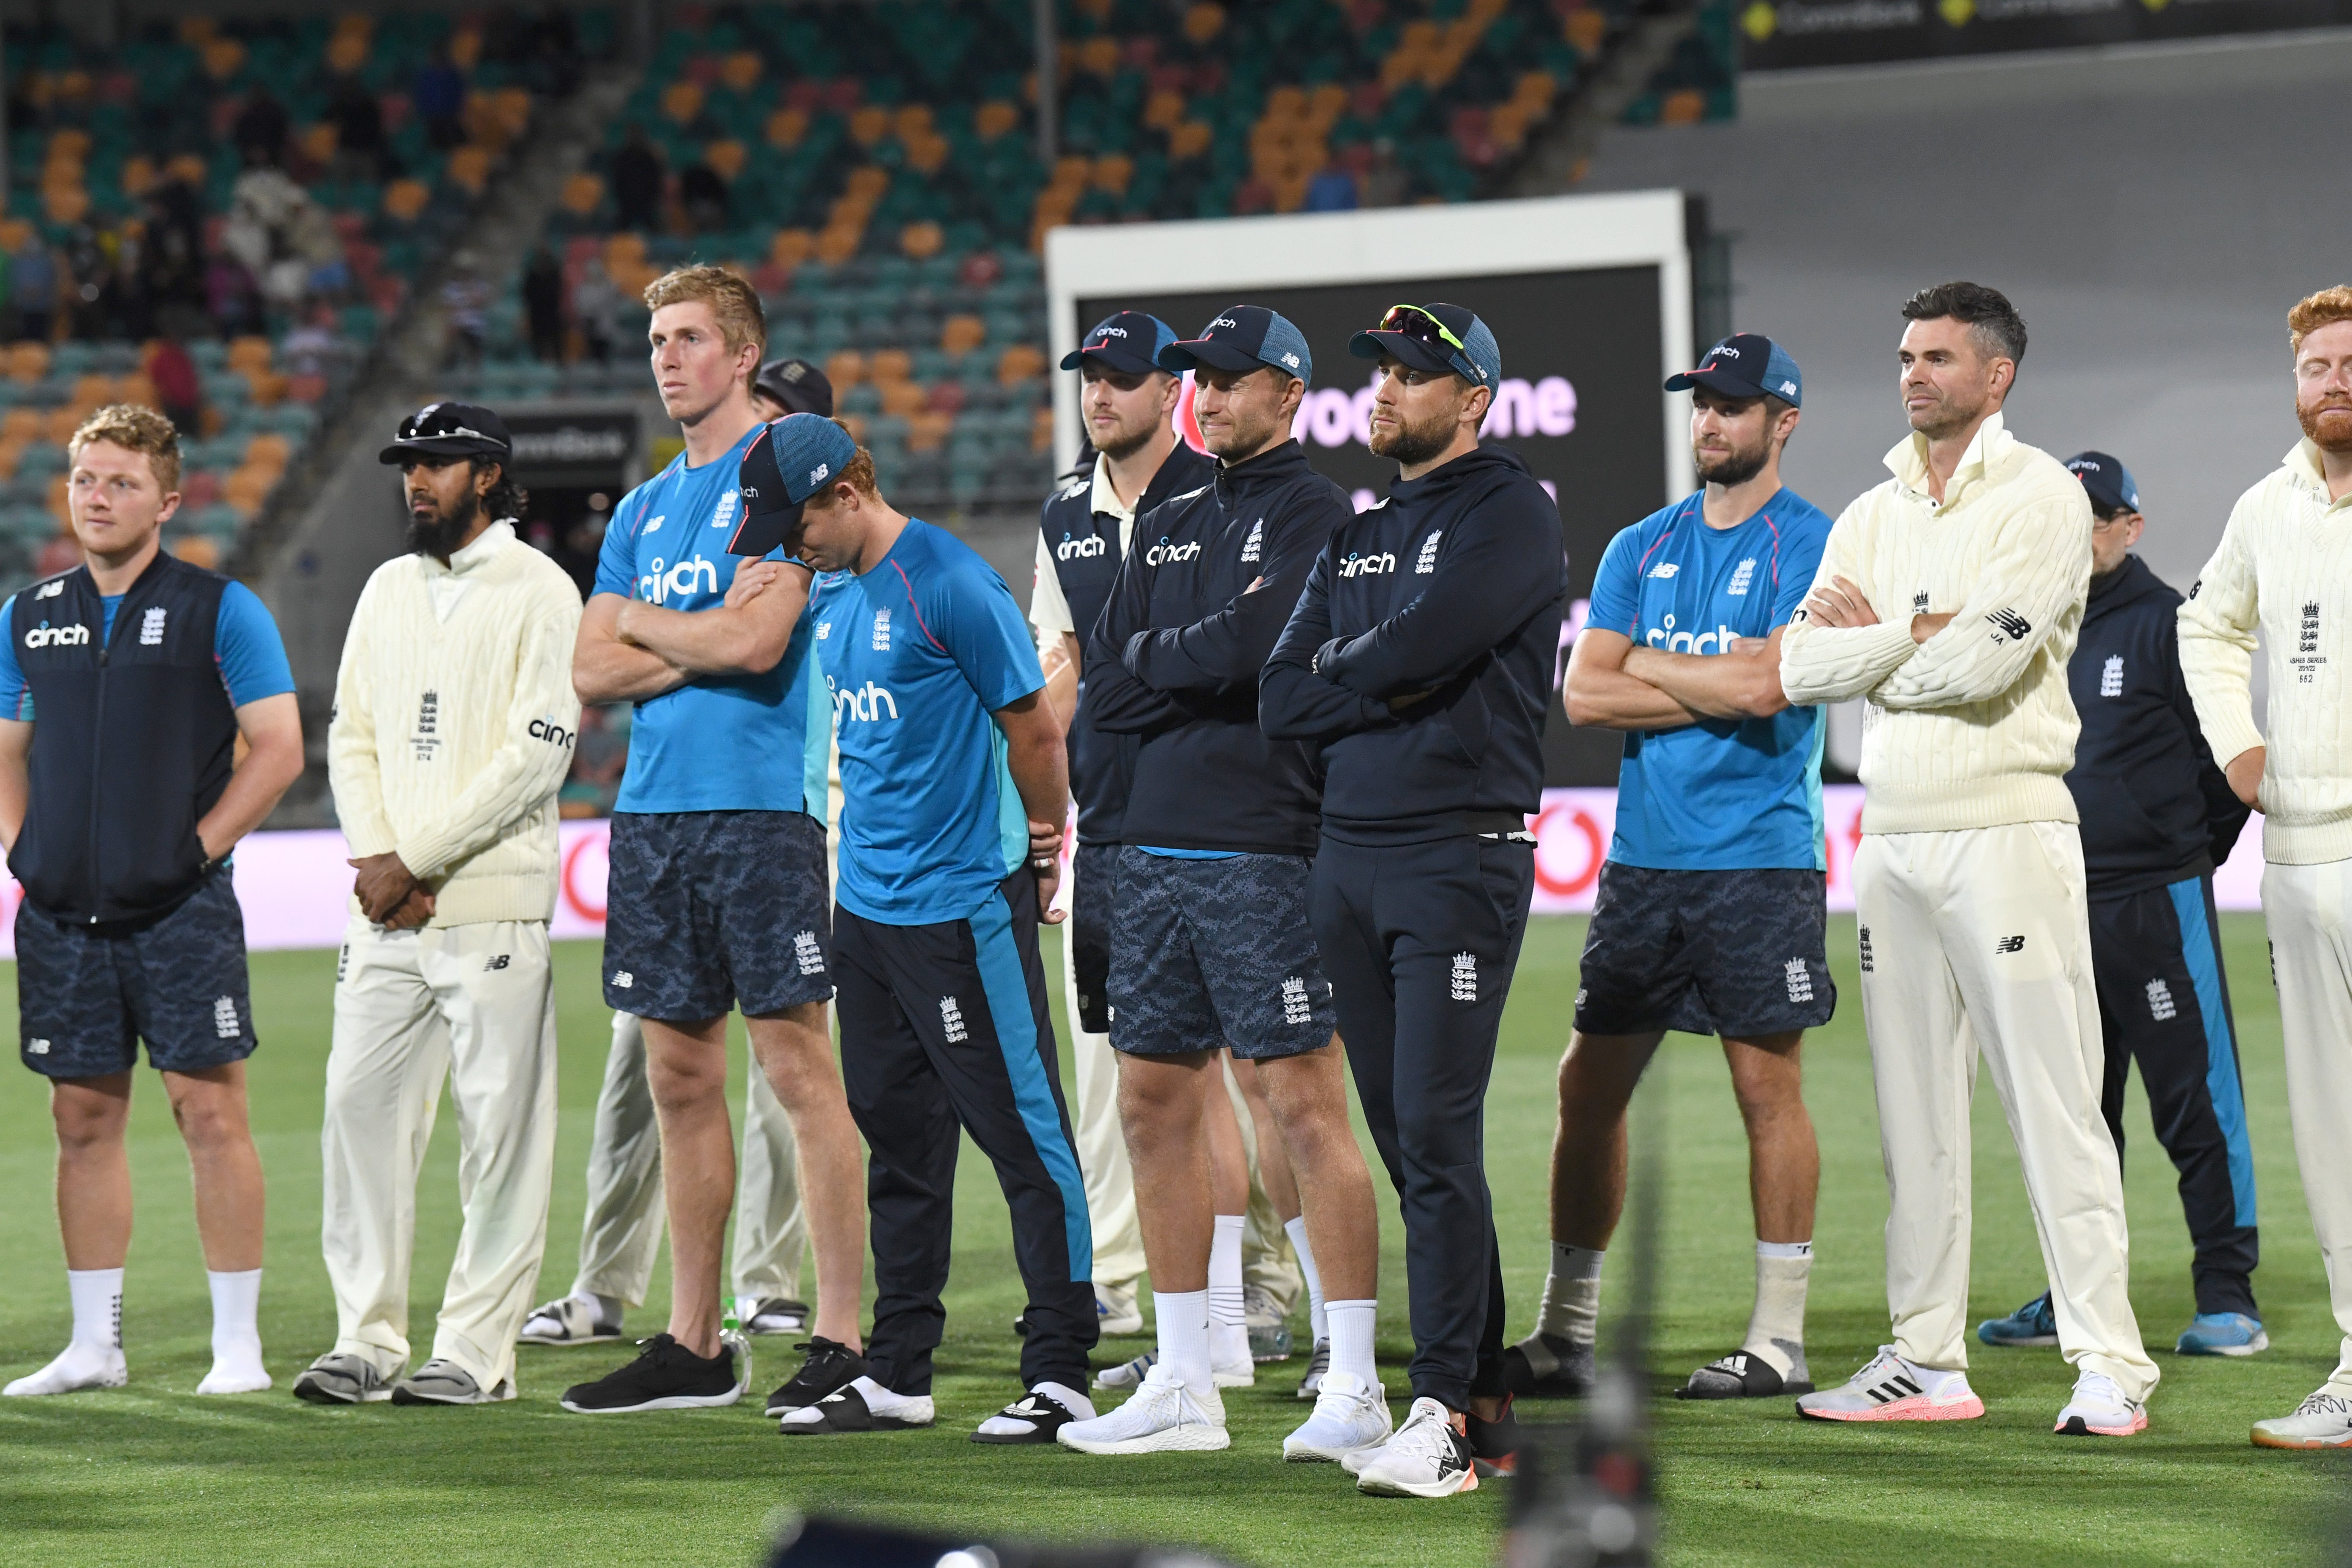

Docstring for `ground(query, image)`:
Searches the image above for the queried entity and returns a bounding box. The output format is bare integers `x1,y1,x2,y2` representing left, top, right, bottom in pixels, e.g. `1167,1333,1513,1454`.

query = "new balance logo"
872,609,892,651
33,580,61,599
1868,1373,1925,1404
1986,607,2033,643
1241,518,1263,564
1995,935,2025,955
940,995,969,1043
1726,558,1755,596
2147,977,2177,1021
1858,926,1874,972
484,954,510,972
27,1037,49,1055
213,996,240,1040
611,970,635,989
1280,976,1312,1025
1784,958,1813,1004
1415,531,1442,574
1647,561,1679,579
794,930,825,976
139,606,166,645
816,621,832,639
2100,655,2123,697
1450,953,1478,1003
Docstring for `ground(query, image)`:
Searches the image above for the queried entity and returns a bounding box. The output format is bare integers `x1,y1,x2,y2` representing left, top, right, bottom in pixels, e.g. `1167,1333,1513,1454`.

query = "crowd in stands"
0,9,603,589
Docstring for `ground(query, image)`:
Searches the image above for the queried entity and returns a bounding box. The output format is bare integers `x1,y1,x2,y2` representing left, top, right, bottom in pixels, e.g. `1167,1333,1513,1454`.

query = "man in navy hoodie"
1975,452,2262,1359
1263,302,1565,1498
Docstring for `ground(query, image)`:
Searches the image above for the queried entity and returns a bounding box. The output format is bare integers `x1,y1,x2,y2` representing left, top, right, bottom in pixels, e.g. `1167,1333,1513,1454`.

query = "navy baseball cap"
379,400,511,464
1061,311,1177,376
1349,302,1500,392
754,357,834,417
2065,451,2142,515
1158,305,1312,383
731,413,859,557
1665,334,1803,407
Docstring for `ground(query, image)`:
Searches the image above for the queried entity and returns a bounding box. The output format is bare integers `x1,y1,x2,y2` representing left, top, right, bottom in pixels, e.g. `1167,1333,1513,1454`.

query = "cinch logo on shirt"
1644,614,1740,655
1648,561,1679,579
1146,537,1200,566
1339,550,1396,578
637,554,720,605
831,676,899,723
872,608,892,651
1057,533,1106,561
22,622,87,648
140,607,167,645
528,716,575,748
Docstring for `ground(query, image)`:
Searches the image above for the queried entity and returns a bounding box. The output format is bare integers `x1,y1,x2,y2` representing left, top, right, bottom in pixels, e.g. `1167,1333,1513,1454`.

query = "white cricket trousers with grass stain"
321,916,559,1395
1853,821,2158,1404
2259,857,2352,1393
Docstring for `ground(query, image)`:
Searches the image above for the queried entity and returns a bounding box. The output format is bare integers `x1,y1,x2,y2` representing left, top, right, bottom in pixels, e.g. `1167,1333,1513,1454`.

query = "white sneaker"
2252,1387,2352,1450
1057,1363,1230,1454
1094,1349,1157,1390
1096,1281,1143,1337
1354,1396,1478,1497
1211,1322,1255,1388
1794,1346,1984,1423
1296,1338,1331,1399
1283,1371,1392,1462
197,1338,271,1395
2053,1370,2145,1436
4,1341,127,1396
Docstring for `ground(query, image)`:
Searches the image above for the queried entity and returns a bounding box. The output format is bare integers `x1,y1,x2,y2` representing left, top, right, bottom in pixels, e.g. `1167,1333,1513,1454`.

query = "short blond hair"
70,403,181,493
643,264,767,361
832,419,878,498
2290,286,2352,354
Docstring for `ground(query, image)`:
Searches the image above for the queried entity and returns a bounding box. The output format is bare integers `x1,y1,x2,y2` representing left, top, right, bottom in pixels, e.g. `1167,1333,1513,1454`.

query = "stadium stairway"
251,60,642,829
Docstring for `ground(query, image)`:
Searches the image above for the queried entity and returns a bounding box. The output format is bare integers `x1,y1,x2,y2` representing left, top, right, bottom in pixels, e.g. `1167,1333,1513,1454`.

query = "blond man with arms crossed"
295,401,582,1406
1781,282,2157,1438
2179,285,2352,1450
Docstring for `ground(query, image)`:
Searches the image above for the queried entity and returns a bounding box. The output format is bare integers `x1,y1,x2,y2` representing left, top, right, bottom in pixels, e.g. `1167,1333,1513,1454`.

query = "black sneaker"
560,1334,741,1414
764,1337,867,1417
1467,1393,1525,1478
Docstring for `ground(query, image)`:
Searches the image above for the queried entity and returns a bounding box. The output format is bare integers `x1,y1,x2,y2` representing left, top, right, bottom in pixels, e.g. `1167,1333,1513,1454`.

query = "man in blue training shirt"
762,414,1097,1445
0,405,303,1401
560,268,868,1421
1514,335,1836,1405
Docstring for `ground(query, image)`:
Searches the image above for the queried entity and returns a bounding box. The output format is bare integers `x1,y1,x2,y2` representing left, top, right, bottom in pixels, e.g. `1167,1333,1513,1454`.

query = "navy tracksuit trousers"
833,870,1097,1394
1309,832,1536,1410
2088,872,2259,1317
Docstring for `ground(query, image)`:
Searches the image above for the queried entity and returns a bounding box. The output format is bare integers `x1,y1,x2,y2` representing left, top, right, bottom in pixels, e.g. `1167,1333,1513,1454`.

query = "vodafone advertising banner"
0,801,2273,957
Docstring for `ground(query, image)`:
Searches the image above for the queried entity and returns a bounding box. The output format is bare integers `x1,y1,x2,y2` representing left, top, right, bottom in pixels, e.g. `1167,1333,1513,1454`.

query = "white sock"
1535,1243,1603,1345
70,1268,124,1349
1284,1215,1328,1344
974,1378,1094,1435
1208,1214,1245,1331
207,1269,261,1353
1328,1298,1377,1386
1155,1290,1211,1392
1742,1241,1812,1378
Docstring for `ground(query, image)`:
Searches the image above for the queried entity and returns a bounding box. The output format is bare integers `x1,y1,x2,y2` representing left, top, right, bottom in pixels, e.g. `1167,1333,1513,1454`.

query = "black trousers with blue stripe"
2088,871,2259,1318
833,870,1097,1395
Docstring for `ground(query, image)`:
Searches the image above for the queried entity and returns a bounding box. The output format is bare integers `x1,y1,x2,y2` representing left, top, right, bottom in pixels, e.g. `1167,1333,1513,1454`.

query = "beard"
1369,403,1458,468
2299,394,2352,453
1094,412,1162,462
1907,383,1988,441
407,486,480,558
1694,435,1770,487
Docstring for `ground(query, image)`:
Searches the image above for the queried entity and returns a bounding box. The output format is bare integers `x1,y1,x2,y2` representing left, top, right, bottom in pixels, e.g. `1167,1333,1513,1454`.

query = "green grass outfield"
0,914,2344,1566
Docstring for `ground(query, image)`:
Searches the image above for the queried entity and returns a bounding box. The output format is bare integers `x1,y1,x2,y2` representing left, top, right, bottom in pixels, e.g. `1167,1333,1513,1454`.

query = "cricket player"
2178,284,2352,1449
0,405,302,1399
1780,281,2157,1437
1524,334,1835,1404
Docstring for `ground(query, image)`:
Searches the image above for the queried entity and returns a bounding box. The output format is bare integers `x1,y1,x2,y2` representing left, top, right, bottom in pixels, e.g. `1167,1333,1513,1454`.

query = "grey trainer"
390,1359,516,1405
293,1352,394,1405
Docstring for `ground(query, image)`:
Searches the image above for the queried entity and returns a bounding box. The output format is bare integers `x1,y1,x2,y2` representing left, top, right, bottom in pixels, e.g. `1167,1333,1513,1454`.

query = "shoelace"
2074,1372,2125,1407
2295,1391,2352,1417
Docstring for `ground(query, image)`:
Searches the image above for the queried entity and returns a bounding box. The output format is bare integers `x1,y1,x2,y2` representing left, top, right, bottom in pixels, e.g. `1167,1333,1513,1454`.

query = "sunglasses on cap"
395,410,505,448
1377,304,1469,357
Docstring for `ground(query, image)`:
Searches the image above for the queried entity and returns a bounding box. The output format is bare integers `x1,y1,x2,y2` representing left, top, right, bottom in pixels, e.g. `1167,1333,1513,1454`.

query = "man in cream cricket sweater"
1780,283,2158,1437
2179,285,2352,1451
296,403,583,1406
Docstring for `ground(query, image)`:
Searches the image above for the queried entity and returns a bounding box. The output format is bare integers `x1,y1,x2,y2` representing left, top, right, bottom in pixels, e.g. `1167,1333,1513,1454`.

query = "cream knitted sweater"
1781,412,2091,834
329,523,584,926
2178,440,2352,865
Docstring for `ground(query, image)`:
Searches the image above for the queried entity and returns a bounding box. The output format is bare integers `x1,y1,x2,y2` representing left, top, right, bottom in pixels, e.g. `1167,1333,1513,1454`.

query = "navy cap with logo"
1158,305,1313,384
378,401,512,465
1349,302,1500,392
1060,311,1178,376
731,413,860,557
1664,334,1803,408
2064,451,2142,515
754,357,835,417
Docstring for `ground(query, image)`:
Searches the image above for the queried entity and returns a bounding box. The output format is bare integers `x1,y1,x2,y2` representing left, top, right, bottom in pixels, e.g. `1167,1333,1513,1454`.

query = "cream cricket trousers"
2260,858,2352,1391
321,917,559,1392
568,1010,807,1305
1854,822,2157,1402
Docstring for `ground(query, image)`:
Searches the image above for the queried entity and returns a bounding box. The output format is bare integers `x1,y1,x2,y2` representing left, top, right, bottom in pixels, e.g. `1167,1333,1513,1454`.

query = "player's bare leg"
641,1017,740,1359
744,1006,866,1352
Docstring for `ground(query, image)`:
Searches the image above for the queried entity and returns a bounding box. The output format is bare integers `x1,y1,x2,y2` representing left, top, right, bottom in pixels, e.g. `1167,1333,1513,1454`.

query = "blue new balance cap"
1349,302,1501,392
1061,311,1177,376
2064,451,2141,514
1666,333,1802,407
1158,305,1312,384
731,413,859,556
